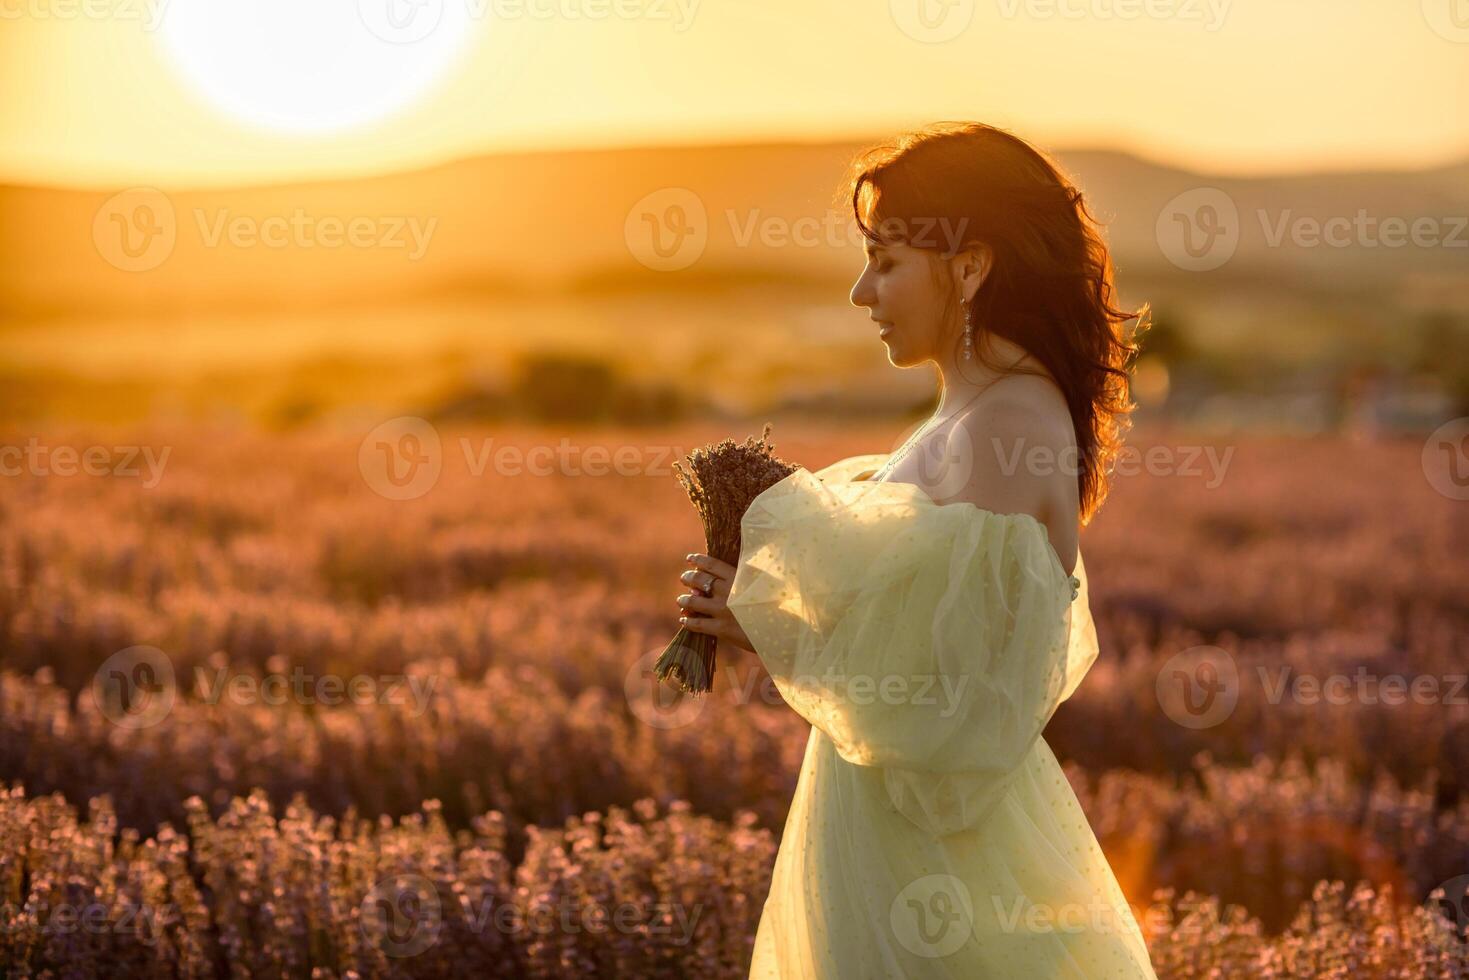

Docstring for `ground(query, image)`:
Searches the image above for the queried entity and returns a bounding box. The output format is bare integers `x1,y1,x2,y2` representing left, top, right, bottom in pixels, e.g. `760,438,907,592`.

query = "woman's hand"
677,553,754,653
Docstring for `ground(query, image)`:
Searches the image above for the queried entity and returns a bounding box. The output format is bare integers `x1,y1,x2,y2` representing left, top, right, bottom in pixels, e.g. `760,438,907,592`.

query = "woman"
675,122,1157,978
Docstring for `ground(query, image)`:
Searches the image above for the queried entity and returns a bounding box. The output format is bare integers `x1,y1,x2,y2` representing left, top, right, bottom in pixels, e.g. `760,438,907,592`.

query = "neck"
933,332,1032,414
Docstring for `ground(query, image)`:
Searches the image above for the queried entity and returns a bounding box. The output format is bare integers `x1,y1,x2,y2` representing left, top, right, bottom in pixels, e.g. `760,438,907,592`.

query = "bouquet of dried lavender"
652,423,802,695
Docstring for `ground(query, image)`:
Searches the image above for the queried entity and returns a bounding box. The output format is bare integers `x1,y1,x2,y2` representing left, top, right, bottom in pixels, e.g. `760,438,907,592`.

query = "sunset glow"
0,0,1464,187
155,0,479,134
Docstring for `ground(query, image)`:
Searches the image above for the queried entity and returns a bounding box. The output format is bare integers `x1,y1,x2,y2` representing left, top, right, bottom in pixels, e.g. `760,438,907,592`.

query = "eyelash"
874,259,892,273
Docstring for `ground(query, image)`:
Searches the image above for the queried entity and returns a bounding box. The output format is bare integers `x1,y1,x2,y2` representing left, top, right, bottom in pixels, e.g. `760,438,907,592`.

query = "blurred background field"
2,141,1468,432
1,418,1467,976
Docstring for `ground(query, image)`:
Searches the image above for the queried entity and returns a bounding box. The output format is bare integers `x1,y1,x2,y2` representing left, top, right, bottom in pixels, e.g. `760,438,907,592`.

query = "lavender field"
2,421,1467,978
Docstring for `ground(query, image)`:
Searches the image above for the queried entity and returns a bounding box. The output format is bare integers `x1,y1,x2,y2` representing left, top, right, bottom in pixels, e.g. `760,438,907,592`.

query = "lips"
878,321,893,337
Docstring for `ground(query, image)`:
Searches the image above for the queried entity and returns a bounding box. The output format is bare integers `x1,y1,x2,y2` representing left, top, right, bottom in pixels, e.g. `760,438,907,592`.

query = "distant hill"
2,139,1466,319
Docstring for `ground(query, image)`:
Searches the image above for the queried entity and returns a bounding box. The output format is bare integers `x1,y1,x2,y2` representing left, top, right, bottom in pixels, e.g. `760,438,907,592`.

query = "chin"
882,338,925,368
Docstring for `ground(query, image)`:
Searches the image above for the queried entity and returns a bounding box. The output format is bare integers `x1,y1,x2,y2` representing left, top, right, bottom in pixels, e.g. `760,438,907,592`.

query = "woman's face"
849,238,954,368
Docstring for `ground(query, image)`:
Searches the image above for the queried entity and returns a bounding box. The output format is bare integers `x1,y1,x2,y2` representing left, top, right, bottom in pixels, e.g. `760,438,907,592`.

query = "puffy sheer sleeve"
726,459,1099,836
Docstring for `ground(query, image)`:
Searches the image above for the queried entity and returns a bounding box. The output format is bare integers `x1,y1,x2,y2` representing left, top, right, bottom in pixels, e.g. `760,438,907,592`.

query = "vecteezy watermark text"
460,437,688,477
0,439,170,488
888,0,1230,44
0,900,180,944
193,208,436,258
93,188,438,273
1258,665,1467,707
192,665,440,716
990,437,1234,488
360,873,704,958
358,0,701,44
91,645,443,729
624,642,976,731
623,189,974,272
996,0,1229,29
1157,186,1468,272
358,416,700,500
1156,645,1467,730
0,0,168,28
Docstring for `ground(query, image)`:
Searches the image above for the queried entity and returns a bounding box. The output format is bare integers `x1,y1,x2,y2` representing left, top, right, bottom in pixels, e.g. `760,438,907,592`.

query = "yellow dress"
726,453,1157,980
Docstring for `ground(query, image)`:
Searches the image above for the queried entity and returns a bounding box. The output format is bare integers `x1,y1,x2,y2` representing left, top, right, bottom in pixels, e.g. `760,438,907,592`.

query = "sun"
156,0,477,135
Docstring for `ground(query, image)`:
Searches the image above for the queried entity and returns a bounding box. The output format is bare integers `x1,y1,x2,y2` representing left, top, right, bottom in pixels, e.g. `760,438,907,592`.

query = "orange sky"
2,0,1467,188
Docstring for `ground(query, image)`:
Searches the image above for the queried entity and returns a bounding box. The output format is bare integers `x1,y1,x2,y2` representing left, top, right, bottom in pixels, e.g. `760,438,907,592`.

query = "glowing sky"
2,0,1466,188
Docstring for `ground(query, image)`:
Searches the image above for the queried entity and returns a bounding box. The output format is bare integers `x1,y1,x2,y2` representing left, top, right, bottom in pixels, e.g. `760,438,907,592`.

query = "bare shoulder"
967,373,1072,436
942,373,1079,574
950,372,1077,477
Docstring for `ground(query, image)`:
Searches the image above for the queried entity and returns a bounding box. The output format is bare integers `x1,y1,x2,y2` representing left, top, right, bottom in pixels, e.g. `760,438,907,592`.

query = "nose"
849,265,876,310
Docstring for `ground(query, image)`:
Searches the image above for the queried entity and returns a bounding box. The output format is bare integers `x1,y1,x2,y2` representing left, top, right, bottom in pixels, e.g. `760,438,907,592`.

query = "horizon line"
5,131,1467,195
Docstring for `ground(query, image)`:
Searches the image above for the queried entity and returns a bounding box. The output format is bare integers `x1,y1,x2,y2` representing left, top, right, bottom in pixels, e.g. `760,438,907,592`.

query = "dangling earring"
962,303,975,360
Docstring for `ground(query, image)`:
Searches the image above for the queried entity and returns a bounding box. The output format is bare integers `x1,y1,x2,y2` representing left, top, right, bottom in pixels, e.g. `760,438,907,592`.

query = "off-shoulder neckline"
840,474,1080,589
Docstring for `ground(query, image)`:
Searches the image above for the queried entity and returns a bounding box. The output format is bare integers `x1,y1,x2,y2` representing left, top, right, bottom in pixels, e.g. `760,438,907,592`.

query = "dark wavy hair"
842,121,1148,526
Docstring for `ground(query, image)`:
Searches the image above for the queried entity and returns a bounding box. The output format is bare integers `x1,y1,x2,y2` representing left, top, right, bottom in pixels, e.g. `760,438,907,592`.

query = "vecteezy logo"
1156,645,1239,729
1156,187,1240,272
623,645,708,730
1422,0,1469,42
93,188,177,272
361,874,443,958
1426,874,1469,948
911,419,975,500
91,645,177,729
358,417,443,500
624,188,708,272
889,0,974,42
357,0,445,43
1422,417,1469,501
890,874,974,958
